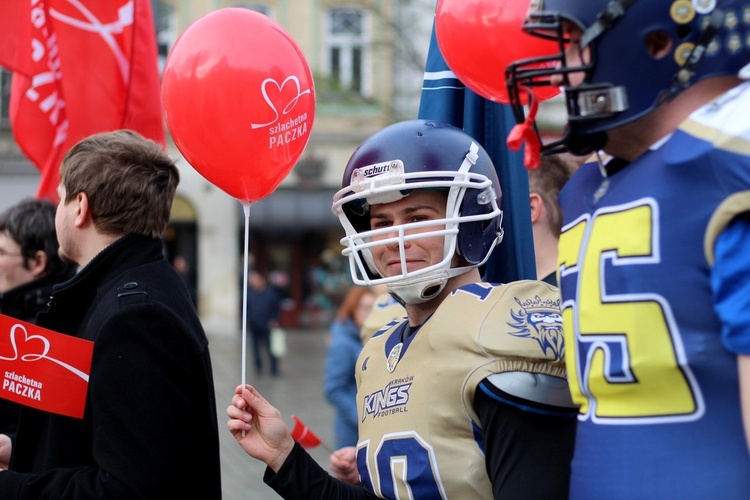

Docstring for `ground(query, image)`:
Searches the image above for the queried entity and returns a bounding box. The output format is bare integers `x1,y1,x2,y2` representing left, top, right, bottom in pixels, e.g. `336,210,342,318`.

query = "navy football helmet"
506,0,750,155
331,120,503,304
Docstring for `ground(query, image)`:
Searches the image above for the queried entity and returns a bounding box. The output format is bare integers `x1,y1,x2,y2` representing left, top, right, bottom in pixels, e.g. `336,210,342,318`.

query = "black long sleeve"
474,379,578,500
265,442,379,500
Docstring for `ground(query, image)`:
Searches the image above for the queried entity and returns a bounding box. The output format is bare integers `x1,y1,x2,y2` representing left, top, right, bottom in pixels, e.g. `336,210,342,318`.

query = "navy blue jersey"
558,83,750,498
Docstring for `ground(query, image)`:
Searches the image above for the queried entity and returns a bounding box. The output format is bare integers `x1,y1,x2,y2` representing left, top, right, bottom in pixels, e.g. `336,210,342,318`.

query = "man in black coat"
0,130,222,498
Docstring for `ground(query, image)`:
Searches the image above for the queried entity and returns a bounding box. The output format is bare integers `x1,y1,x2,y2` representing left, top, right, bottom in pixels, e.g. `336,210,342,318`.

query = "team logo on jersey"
362,377,413,422
386,342,403,372
507,295,564,360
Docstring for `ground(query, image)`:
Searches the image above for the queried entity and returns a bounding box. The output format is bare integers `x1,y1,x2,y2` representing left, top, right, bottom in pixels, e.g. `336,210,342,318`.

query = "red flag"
0,0,165,202
290,415,323,449
0,314,94,419
0,1,32,75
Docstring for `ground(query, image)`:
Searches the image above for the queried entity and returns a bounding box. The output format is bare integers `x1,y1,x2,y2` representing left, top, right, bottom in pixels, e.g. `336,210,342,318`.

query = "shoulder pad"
486,372,577,408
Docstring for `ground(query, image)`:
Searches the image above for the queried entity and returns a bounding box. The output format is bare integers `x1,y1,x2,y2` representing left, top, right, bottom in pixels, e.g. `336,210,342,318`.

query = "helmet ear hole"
457,221,499,264
645,30,672,59
343,204,371,233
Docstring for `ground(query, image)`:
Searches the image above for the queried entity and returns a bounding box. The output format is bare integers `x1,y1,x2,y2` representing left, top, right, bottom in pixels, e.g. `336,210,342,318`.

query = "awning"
241,188,341,230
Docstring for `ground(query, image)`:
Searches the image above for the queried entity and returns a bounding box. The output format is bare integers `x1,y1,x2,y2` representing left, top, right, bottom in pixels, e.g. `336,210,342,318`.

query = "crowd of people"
0,1,748,498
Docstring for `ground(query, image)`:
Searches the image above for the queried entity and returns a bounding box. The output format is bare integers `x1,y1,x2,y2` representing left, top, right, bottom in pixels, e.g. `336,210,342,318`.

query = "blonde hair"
528,155,575,237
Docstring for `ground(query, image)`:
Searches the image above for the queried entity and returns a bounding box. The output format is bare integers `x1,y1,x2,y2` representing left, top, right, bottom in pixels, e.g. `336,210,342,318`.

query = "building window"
152,0,176,74
325,7,369,97
231,3,272,16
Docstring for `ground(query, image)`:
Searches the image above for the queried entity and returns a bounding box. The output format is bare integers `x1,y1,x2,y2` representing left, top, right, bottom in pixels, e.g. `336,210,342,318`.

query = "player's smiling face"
368,190,448,278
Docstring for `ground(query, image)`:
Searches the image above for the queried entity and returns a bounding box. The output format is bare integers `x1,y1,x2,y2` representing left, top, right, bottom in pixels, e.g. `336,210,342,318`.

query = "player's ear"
530,193,543,223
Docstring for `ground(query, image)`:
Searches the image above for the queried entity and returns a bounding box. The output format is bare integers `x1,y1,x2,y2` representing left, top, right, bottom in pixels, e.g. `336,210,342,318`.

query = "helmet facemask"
507,0,746,157
332,143,502,305
506,12,613,156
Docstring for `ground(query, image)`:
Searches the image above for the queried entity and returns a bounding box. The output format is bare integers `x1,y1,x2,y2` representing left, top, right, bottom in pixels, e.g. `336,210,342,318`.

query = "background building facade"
0,0,436,335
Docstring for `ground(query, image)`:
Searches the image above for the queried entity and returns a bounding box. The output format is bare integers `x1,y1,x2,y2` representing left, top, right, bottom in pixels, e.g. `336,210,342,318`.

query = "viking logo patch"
507,295,564,359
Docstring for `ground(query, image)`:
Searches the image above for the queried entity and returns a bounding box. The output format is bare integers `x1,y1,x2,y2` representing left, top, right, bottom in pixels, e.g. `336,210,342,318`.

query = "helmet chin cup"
386,269,450,305
562,126,608,156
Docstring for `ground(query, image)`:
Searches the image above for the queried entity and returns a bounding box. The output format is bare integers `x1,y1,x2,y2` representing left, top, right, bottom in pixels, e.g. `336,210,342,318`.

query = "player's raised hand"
227,384,295,472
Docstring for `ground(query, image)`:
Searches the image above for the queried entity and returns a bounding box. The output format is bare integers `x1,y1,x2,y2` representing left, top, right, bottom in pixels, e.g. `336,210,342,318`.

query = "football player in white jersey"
228,120,578,499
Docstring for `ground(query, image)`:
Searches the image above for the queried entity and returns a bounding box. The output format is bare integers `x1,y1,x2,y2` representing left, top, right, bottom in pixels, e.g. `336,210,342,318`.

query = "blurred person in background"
0,198,77,322
247,269,282,377
528,155,576,285
171,254,197,308
0,198,77,445
323,286,378,449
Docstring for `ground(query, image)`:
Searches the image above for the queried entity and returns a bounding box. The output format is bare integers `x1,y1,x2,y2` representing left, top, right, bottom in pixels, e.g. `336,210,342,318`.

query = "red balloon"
162,8,315,202
435,0,560,104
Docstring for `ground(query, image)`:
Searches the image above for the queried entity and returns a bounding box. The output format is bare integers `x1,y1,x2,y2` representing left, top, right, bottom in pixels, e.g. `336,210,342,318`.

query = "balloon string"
241,201,252,436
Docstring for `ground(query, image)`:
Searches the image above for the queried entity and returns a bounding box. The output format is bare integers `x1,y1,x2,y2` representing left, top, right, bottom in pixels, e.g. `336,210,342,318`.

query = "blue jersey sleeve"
712,214,750,355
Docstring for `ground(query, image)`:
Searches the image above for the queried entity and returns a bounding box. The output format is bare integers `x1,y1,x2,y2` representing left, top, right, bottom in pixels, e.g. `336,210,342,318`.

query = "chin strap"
507,87,542,169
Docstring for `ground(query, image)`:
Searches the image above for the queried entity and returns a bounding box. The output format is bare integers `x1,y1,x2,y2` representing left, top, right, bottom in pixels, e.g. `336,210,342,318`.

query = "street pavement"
209,328,336,500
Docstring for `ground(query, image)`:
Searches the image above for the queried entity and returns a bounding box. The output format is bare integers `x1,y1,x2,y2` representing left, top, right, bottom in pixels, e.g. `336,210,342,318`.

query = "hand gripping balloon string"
506,87,542,170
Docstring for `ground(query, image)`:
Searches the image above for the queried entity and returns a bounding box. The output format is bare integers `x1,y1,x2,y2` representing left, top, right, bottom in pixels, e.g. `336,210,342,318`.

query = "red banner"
0,1,32,75
0,314,93,419
0,0,165,202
